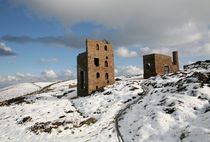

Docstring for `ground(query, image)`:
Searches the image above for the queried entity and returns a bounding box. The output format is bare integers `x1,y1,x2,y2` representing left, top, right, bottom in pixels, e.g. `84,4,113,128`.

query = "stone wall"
77,39,115,96
87,39,115,94
143,51,179,79
77,52,88,96
143,54,157,79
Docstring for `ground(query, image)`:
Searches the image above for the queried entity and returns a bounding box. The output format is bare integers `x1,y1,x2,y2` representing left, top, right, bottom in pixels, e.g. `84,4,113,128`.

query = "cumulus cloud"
116,47,138,58
0,69,76,88
0,73,39,87
4,0,210,57
40,58,57,63
60,69,76,80
0,42,16,57
62,70,73,77
41,70,57,79
115,65,143,76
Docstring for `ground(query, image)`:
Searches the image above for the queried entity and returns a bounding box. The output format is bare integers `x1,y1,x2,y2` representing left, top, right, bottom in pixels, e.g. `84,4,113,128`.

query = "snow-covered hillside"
0,82,53,102
0,60,209,142
0,76,143,142
119,60,210,142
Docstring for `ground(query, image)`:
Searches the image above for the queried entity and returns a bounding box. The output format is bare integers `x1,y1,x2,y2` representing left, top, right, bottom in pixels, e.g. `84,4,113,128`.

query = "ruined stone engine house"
77,39,115,96
143,51,179,79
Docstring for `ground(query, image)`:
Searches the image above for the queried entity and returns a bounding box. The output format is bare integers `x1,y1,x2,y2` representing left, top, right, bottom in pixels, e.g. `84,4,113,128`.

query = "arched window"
146,63,151,70
96,44,99,50
104,45,107,51
105,61,108,67
105,73,109,80
96,72,100,78
106,56,108,59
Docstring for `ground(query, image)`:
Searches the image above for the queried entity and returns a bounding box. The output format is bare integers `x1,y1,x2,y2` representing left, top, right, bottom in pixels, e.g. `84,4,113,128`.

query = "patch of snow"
0,83,41,102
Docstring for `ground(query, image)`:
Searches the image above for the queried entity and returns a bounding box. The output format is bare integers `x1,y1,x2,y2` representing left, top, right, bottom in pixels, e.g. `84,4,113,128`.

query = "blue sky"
0,0,210,88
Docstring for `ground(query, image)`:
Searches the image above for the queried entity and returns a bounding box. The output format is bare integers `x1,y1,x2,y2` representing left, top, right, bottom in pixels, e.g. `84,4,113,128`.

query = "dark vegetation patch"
104,91,112,95
164,107,175,114
115,78,122,81
132,96,136,99
123,99,132,104
91,87,105,94
0,96,32,106
179,130,189,141
191,72,209,85
157,98,167,106
163,82,175,87
168,102,175,107
56,90,75,99
59,115,66,119
177,85,187,92
65,110,74,113
204,106,210,113
79,118,97,126
18,116,32,124
198,95,208,101
30,117,97,134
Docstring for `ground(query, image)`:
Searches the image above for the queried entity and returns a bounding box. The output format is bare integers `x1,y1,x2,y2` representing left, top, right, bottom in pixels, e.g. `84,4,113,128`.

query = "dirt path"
115,83,148,142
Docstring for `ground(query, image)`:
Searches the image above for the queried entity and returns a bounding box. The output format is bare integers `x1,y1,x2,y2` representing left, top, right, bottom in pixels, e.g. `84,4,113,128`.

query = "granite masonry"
77,39,115,96
143,51,179,79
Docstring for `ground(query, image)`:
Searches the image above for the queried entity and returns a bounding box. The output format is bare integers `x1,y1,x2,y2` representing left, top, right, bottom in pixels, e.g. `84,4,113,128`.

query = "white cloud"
0,69,76,88
40,58,57,63
5,0,210,57
62,70,72,77
16,72,25,78
115,65,143,76
116,47,138,58
0,42,16,57
0,73,38,87
41,70,57,79
140,47,171,56
59,69,76,80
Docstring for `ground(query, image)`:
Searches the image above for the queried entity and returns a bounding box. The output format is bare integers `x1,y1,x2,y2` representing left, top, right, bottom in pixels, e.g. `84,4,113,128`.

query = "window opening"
96,72,100,78
104,45,107,51
164,66,170,74
146,63,151,70
96,44,99,50
105,61,108,67
94,58,99,66
105,73,109,80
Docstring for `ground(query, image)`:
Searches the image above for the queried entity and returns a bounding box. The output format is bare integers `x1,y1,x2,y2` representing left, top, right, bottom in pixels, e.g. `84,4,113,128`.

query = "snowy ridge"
118,61,210,142
0,82,52,102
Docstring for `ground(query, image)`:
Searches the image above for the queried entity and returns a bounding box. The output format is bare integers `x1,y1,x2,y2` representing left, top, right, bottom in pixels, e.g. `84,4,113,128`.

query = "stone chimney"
172,51,179,66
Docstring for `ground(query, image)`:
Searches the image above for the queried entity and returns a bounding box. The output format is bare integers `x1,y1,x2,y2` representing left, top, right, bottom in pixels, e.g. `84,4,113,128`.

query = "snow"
0,83,43,102
118,61,210,142
0,60,209,142
0,76,143,142
33,82,53,88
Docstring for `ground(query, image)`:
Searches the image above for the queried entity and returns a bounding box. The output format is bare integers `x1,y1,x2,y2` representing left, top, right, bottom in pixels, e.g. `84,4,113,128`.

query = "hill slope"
0,76,143,142
0,61,209,142
119,60,210,142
